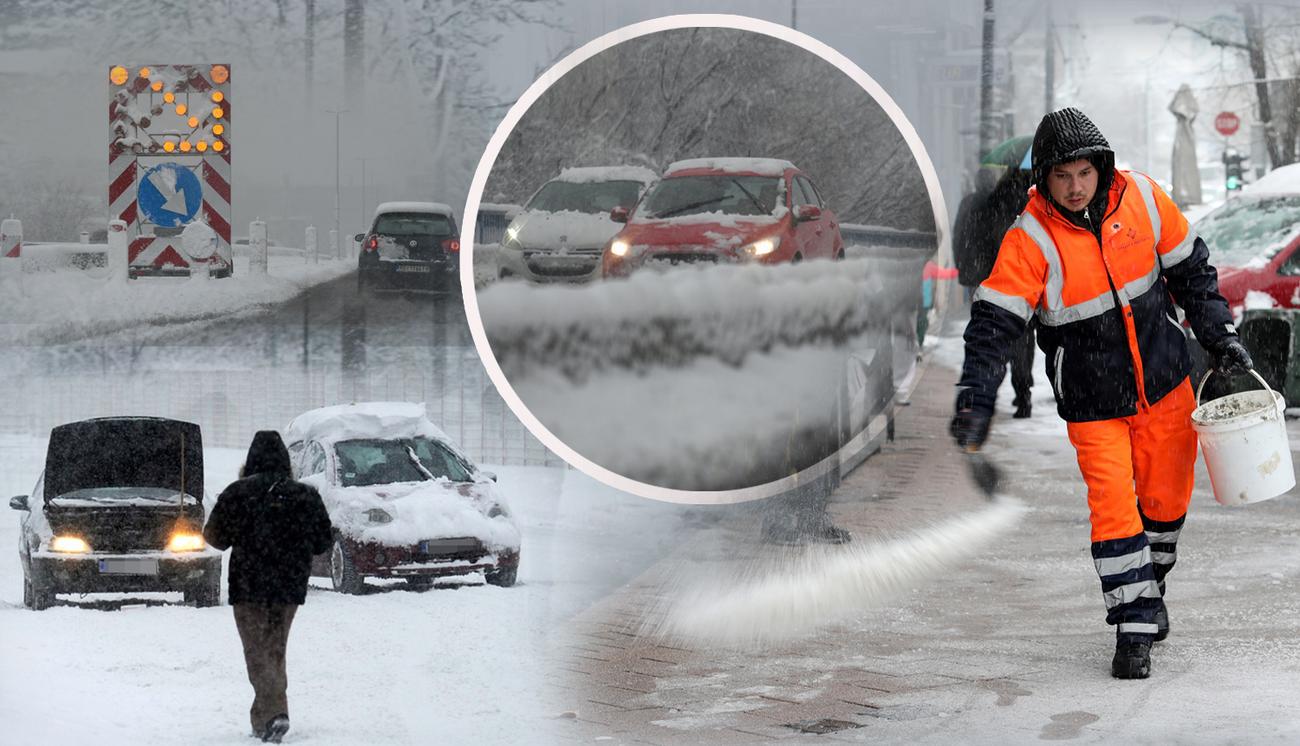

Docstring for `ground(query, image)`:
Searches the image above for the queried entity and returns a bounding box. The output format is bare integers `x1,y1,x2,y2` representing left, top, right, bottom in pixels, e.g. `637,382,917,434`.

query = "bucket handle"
1196,367,1276,408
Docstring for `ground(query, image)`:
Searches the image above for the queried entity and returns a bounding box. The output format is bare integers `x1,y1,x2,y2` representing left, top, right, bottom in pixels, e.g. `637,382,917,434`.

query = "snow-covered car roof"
284,402,453,447
373,201,454,216
665,158,795,177
1243,163,1300,196
553,166,658,185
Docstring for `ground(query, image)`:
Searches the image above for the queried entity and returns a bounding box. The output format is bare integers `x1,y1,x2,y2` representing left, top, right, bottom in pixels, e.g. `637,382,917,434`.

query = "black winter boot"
261,715,290,744
1111,637,1152,679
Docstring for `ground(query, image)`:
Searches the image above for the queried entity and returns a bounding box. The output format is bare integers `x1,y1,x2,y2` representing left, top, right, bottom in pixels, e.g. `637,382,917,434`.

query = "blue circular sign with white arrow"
137,162,203,228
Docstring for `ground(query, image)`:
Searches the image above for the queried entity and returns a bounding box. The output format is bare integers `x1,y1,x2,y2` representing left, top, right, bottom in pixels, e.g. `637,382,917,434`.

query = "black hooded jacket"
204,430,333,605
1031,106,1116,234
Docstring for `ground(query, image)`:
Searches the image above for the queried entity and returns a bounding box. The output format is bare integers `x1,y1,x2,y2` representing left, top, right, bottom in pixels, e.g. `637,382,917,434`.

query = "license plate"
419,539,479,554
98,558,159,575
396,264,431,273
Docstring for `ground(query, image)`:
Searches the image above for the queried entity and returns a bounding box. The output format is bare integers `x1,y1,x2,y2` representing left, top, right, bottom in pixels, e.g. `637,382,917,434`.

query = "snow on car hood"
508,210,623,251
304,474,521,551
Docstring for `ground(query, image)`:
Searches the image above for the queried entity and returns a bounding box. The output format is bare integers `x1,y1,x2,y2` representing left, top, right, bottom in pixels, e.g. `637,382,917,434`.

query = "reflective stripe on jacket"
959,170,1237,422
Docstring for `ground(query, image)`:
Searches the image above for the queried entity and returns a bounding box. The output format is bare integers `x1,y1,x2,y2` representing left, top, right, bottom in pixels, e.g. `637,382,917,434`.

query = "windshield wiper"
655,197,726,219
405,445,436,481
729,179,767,214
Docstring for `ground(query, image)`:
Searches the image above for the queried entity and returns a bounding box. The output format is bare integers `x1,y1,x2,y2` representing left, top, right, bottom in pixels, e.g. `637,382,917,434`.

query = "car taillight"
365,236,379,252
443,238,460,252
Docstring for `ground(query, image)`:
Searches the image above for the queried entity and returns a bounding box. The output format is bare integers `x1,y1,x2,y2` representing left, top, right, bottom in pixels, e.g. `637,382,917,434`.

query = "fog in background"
1,0,1294,242
486,27,934,231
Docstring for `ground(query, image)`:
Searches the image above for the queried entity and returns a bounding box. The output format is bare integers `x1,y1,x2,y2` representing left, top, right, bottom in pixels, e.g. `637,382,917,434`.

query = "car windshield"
50,486,199,506
526,180,644,214
334,437,472,487
373,212,455,237
1197,195,1300,268
637,175,781,219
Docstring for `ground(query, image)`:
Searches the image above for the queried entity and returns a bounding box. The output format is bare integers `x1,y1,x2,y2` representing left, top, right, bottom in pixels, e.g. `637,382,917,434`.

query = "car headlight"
504,225,519,243
487,503,509,519
50,535,90,553
365,508,393,524
610,239,630,257
167,532,206,552
743,237,780,257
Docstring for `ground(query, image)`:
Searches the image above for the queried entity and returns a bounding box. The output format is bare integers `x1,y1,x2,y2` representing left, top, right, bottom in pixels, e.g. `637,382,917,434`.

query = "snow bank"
1245,163,1300,195
479,257,916,380
554,165,657,184
666,157,794,176
0,253,353,344
1245,289,1279,310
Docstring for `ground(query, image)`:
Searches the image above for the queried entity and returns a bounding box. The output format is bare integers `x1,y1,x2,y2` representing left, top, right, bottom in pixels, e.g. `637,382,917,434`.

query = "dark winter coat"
204,431,333,605
959,108,1238,422
954,169,1035,287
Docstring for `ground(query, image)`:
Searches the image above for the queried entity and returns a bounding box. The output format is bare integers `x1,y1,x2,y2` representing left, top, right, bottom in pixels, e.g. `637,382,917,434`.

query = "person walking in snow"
205,430,333,742
950,108,1253,679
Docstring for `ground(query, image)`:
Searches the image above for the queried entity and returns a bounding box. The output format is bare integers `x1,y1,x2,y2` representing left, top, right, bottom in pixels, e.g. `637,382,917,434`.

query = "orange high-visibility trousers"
1066,377,1198,543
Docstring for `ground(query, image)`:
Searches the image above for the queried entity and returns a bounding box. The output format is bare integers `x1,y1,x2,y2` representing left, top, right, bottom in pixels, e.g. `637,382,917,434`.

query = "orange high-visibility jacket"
959,170,1237,422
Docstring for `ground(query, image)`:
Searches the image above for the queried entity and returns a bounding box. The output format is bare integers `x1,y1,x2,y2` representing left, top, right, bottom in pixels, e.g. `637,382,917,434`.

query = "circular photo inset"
463,15,946,503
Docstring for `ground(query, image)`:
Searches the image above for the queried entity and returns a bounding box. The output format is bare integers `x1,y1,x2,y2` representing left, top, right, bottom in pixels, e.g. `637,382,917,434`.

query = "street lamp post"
325,107,348,259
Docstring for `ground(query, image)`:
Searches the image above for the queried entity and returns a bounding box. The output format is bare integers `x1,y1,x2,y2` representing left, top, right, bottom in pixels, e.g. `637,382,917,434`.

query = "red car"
601,157,842,277
1197,164,1300,317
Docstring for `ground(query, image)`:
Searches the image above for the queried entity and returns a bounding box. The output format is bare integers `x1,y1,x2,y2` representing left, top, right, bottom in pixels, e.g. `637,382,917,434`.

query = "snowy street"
545,323,1300,744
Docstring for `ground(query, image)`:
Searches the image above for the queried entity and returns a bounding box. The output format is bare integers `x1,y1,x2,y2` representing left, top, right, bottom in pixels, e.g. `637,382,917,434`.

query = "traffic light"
1224,149,1248,191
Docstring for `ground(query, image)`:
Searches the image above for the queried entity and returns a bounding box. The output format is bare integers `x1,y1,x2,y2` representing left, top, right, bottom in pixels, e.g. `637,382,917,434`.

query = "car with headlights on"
601,157,842,278
356,201,461,292
10,417,222,610
497,166,657,283
284,402,521,593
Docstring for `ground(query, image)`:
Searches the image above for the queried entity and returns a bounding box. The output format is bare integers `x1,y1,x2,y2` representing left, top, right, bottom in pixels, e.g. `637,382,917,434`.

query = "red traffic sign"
1215,111,1240,136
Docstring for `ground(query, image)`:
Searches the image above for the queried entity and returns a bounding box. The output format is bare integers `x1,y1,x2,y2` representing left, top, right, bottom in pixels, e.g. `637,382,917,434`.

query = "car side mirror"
9,495,29,511
480,471,498,483
353,233,365,243
795,204,822,222
610,206,629,223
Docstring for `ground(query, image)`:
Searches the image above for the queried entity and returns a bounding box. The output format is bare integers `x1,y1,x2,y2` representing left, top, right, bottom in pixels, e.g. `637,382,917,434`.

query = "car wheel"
486,565,517,588
405,577,435,592
330,538,365,594
186,572,221,607
25,577,54,611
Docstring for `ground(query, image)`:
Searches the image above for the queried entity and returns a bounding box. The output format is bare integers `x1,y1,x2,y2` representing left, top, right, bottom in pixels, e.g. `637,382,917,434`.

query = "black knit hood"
1031,107,1115,221
243,430,292,479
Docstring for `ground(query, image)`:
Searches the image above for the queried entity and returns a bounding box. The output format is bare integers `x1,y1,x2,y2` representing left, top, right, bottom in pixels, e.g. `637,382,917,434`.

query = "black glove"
950,388,992,450
1213,339,1254,376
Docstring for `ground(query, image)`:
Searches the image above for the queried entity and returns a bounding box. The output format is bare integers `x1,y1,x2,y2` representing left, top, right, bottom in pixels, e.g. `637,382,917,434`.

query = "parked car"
601,157,843,278
1198,163,1300,317
284,402,521,593
356,201,461,292
10,417,222,610
498,166,657,283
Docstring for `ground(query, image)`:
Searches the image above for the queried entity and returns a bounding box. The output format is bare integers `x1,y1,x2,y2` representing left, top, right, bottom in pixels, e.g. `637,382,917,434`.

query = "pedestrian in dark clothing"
955,163,1039,418
204,430,333,743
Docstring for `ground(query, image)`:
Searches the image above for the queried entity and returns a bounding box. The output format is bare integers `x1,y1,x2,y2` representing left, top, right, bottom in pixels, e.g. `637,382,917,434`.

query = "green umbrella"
981,135,1034,170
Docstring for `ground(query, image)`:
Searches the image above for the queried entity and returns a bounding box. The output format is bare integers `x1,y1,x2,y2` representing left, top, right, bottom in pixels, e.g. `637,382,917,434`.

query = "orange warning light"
187,116,199,128
211,91,224,103
213,141,225,152
151,80,163,92
196,140,208,152
163,141,176,152
138,67,151,78
210,65,229,84
212,107,224,119
163,92,175,104
110,66,129,85
180,141,192,153
212,124,225,136
175,103,187,116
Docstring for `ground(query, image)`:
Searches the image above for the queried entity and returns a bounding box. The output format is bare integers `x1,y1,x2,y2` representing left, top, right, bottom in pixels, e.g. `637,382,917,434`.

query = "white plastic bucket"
1192,370,1295,506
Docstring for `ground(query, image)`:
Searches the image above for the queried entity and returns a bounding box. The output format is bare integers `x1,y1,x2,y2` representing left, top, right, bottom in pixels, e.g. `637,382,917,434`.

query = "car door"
789,174,820,261
1269,239,1300,308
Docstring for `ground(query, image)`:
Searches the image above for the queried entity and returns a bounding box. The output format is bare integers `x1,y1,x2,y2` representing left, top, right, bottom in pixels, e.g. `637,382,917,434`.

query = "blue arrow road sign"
138,162,203,228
